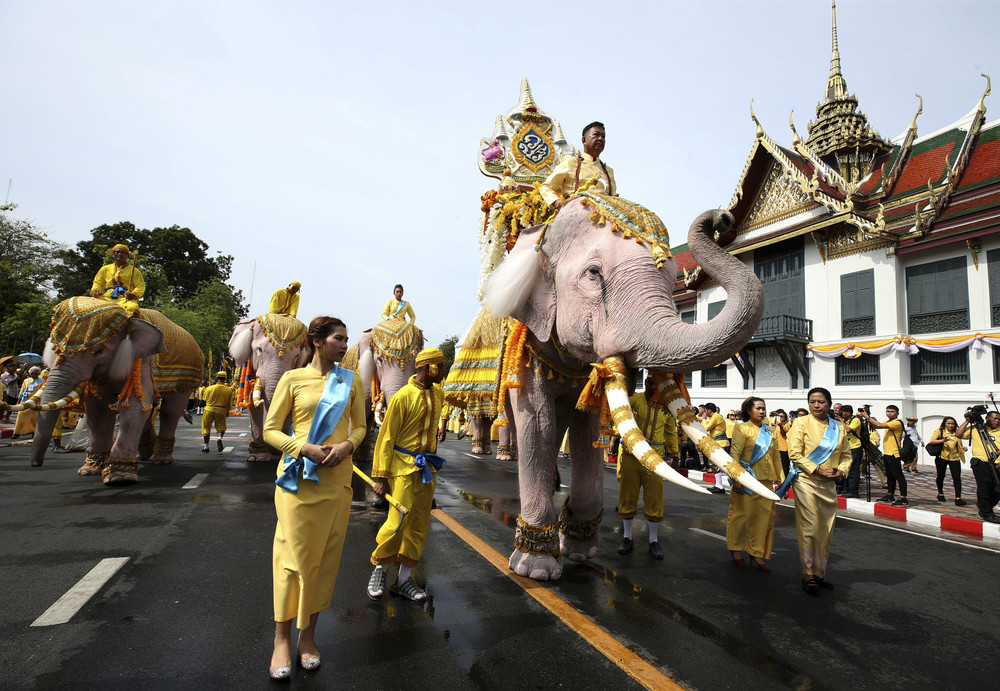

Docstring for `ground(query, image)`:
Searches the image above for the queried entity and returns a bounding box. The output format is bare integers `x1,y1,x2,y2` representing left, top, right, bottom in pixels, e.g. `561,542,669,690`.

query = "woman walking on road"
263,316,367,680
727,396,785,570
929,416,968,506
787,387,852,595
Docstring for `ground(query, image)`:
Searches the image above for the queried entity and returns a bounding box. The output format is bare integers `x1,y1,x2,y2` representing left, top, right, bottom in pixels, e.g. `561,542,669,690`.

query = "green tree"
0,300,56,355
0,206,64,326
53,223,242,306
439,334,458,375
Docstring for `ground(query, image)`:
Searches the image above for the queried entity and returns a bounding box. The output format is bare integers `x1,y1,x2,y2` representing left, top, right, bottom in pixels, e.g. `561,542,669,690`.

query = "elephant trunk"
633,209,763,372
30,368,83,467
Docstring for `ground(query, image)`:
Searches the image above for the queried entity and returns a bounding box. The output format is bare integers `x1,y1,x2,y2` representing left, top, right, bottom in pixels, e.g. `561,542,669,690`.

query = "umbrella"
18,352,43,364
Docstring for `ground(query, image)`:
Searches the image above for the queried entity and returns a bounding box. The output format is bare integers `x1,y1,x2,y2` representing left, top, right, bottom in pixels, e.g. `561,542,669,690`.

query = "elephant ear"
129,318,167,359
485,223,555,340
229,318,255,364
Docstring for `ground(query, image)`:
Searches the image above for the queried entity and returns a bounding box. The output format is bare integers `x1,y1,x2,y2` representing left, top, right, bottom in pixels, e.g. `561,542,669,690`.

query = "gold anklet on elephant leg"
152,436,175,455
559,500,603,542
83,452,110,470
102,455,139,479
248,439,270,453
514,515,560,557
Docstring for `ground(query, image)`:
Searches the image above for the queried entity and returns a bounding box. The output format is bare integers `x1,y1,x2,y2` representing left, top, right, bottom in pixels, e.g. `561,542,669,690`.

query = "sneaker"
708,486,726,495
217,439,224,452
892,497,909,507
367,567,386,600
876,494,894,504
937,494,946,502
982,514,1000,524
390,577,427,601
955,498,968,506
202,447,209,453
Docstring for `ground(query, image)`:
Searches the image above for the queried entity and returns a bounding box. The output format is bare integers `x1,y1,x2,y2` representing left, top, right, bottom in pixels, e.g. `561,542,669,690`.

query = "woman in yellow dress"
263,316,367,680
929,416,968,506
772,409,790,476
727,396,785,570
786,387,852,595
381,284,415,323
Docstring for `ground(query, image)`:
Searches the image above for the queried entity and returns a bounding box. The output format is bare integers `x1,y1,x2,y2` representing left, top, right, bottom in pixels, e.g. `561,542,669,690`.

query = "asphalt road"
2,415,999,690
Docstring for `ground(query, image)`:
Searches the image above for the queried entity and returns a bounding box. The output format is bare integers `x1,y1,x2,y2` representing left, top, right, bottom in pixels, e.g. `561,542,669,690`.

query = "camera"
966,404,988,424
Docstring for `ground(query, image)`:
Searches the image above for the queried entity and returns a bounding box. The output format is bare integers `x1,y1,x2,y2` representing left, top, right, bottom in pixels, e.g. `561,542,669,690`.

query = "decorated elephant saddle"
49,297,132,358
256,313,307,358
138,309,204,392
371,318,422,369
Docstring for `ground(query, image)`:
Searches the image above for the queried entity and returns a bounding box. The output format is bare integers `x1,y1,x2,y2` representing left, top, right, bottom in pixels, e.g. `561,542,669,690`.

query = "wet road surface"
2,416,999,689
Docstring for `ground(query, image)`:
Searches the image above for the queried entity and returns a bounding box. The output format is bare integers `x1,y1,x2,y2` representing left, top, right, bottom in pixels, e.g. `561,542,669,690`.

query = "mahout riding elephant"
486,197,766,581
228,313,307,462
22,297,202,485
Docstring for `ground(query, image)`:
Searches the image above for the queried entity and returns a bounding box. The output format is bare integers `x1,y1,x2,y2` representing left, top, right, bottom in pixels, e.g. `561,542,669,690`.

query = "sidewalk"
678,462,1000,540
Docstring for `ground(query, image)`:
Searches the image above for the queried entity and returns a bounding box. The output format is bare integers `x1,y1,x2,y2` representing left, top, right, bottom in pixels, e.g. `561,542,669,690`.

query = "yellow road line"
431,508,683,691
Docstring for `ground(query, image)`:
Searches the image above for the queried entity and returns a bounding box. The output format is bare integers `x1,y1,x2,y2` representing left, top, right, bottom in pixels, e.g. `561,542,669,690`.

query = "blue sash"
18,377,42,403
775,417,840,499
739,424,773,497
276,367,354,493
110,286,126,298
392,300,408,318
393,445,446,483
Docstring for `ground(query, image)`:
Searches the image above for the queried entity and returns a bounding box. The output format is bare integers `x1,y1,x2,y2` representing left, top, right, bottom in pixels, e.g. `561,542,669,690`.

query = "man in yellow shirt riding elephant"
90,244,144,314
539,121,616,210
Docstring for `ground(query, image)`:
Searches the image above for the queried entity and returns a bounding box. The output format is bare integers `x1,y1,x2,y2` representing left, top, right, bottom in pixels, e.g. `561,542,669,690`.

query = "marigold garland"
496,319,529,416
110,358,152,412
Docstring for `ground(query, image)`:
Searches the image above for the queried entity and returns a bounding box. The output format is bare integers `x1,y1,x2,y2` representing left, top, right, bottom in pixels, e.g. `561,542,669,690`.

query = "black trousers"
779,450,790,477
884,454,907,497
970,458,1000,518
934,457,962,497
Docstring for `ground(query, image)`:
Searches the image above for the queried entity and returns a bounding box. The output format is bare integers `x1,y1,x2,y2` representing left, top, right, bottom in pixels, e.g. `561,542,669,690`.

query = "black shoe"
801,577,820,595
876,494,894,504
937,494,946,502
982,514,1000,524
815,577,834,590
955,498,968,506
618,537,633,555
892,497,909,507
648,541,663,560
708,486,726,495
183,412,193,424
201,447,209,453
371,498,389,510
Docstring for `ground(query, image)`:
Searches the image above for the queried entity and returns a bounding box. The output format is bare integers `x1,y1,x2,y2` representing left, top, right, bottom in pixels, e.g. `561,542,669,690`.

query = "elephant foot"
496,453,511,461
559,536,598,563
103,471,138,486
150,456,173,465
559,501,602,563
247,453,273,463
77,464,101,476
471,446,492,455
509,549,562,581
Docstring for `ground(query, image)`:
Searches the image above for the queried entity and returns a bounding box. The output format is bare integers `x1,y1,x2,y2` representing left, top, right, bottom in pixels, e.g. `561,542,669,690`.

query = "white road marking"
183,473,209,489
239,433,247,438
223,446,233,453
836,514,1000,554
31,557,130,627
688,528,726,542
464,453,481,459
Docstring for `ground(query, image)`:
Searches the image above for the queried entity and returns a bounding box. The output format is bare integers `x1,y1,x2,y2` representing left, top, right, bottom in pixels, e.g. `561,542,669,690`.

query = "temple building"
676,2,1000,436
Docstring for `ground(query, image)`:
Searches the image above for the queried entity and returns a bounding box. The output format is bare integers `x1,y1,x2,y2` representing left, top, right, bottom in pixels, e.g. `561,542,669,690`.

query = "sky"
2,0,998,352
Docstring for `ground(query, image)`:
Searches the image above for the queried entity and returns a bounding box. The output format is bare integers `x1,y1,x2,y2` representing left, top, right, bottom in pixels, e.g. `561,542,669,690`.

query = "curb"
0,429,12,439
680,469,1000,540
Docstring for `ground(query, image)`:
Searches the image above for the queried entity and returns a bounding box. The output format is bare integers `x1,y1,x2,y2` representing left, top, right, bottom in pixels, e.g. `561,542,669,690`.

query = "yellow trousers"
201,410,227,436
371,471,436,567
726,490,776,558
793,471,838,578
617,452,663,522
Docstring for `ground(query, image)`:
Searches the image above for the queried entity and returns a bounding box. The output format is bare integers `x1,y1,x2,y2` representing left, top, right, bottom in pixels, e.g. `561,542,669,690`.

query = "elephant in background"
24,297,202,485
228,313,307,462
486,199,765,580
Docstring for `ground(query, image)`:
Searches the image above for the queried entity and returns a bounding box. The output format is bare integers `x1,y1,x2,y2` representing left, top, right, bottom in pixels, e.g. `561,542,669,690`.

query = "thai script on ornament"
516,128,550,165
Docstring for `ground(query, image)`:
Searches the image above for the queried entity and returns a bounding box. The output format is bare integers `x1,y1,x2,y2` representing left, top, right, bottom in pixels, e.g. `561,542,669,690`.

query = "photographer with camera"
954,406,1000,523
856,405,909,507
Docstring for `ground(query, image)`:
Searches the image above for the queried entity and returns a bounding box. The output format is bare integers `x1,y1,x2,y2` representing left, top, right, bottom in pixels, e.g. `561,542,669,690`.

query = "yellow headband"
215,370,227,378
108,243,130,256
289,281,301,289
415,347,445,367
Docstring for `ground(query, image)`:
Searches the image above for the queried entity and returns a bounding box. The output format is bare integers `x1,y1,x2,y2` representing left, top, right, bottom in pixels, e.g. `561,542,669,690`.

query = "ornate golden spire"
515,76,538,113
805,0,890,182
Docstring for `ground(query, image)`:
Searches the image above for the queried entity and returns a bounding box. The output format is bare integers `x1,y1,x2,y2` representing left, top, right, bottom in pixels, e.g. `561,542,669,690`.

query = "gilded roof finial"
977,73,992,116
826,0,847,100
750,99,763,137
789,110,802,146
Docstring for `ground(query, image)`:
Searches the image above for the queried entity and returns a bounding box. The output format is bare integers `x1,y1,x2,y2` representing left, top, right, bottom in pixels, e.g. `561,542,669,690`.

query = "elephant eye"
587,266,601,277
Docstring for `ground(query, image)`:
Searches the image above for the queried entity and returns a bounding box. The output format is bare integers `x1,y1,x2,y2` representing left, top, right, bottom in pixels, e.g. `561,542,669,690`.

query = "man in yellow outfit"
90,244,144,314
268,281,300,317
380,284,415,323
367,347,446,602
200,371,231,452
539,121,616,209
617,377,678,560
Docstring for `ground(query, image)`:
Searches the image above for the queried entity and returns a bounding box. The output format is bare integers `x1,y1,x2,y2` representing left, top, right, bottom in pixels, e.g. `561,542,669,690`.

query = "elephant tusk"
654,376,780,502
2,383,48,412
602,358,710,495
31,388,82,412
252,379,264,408
374,401,385,427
